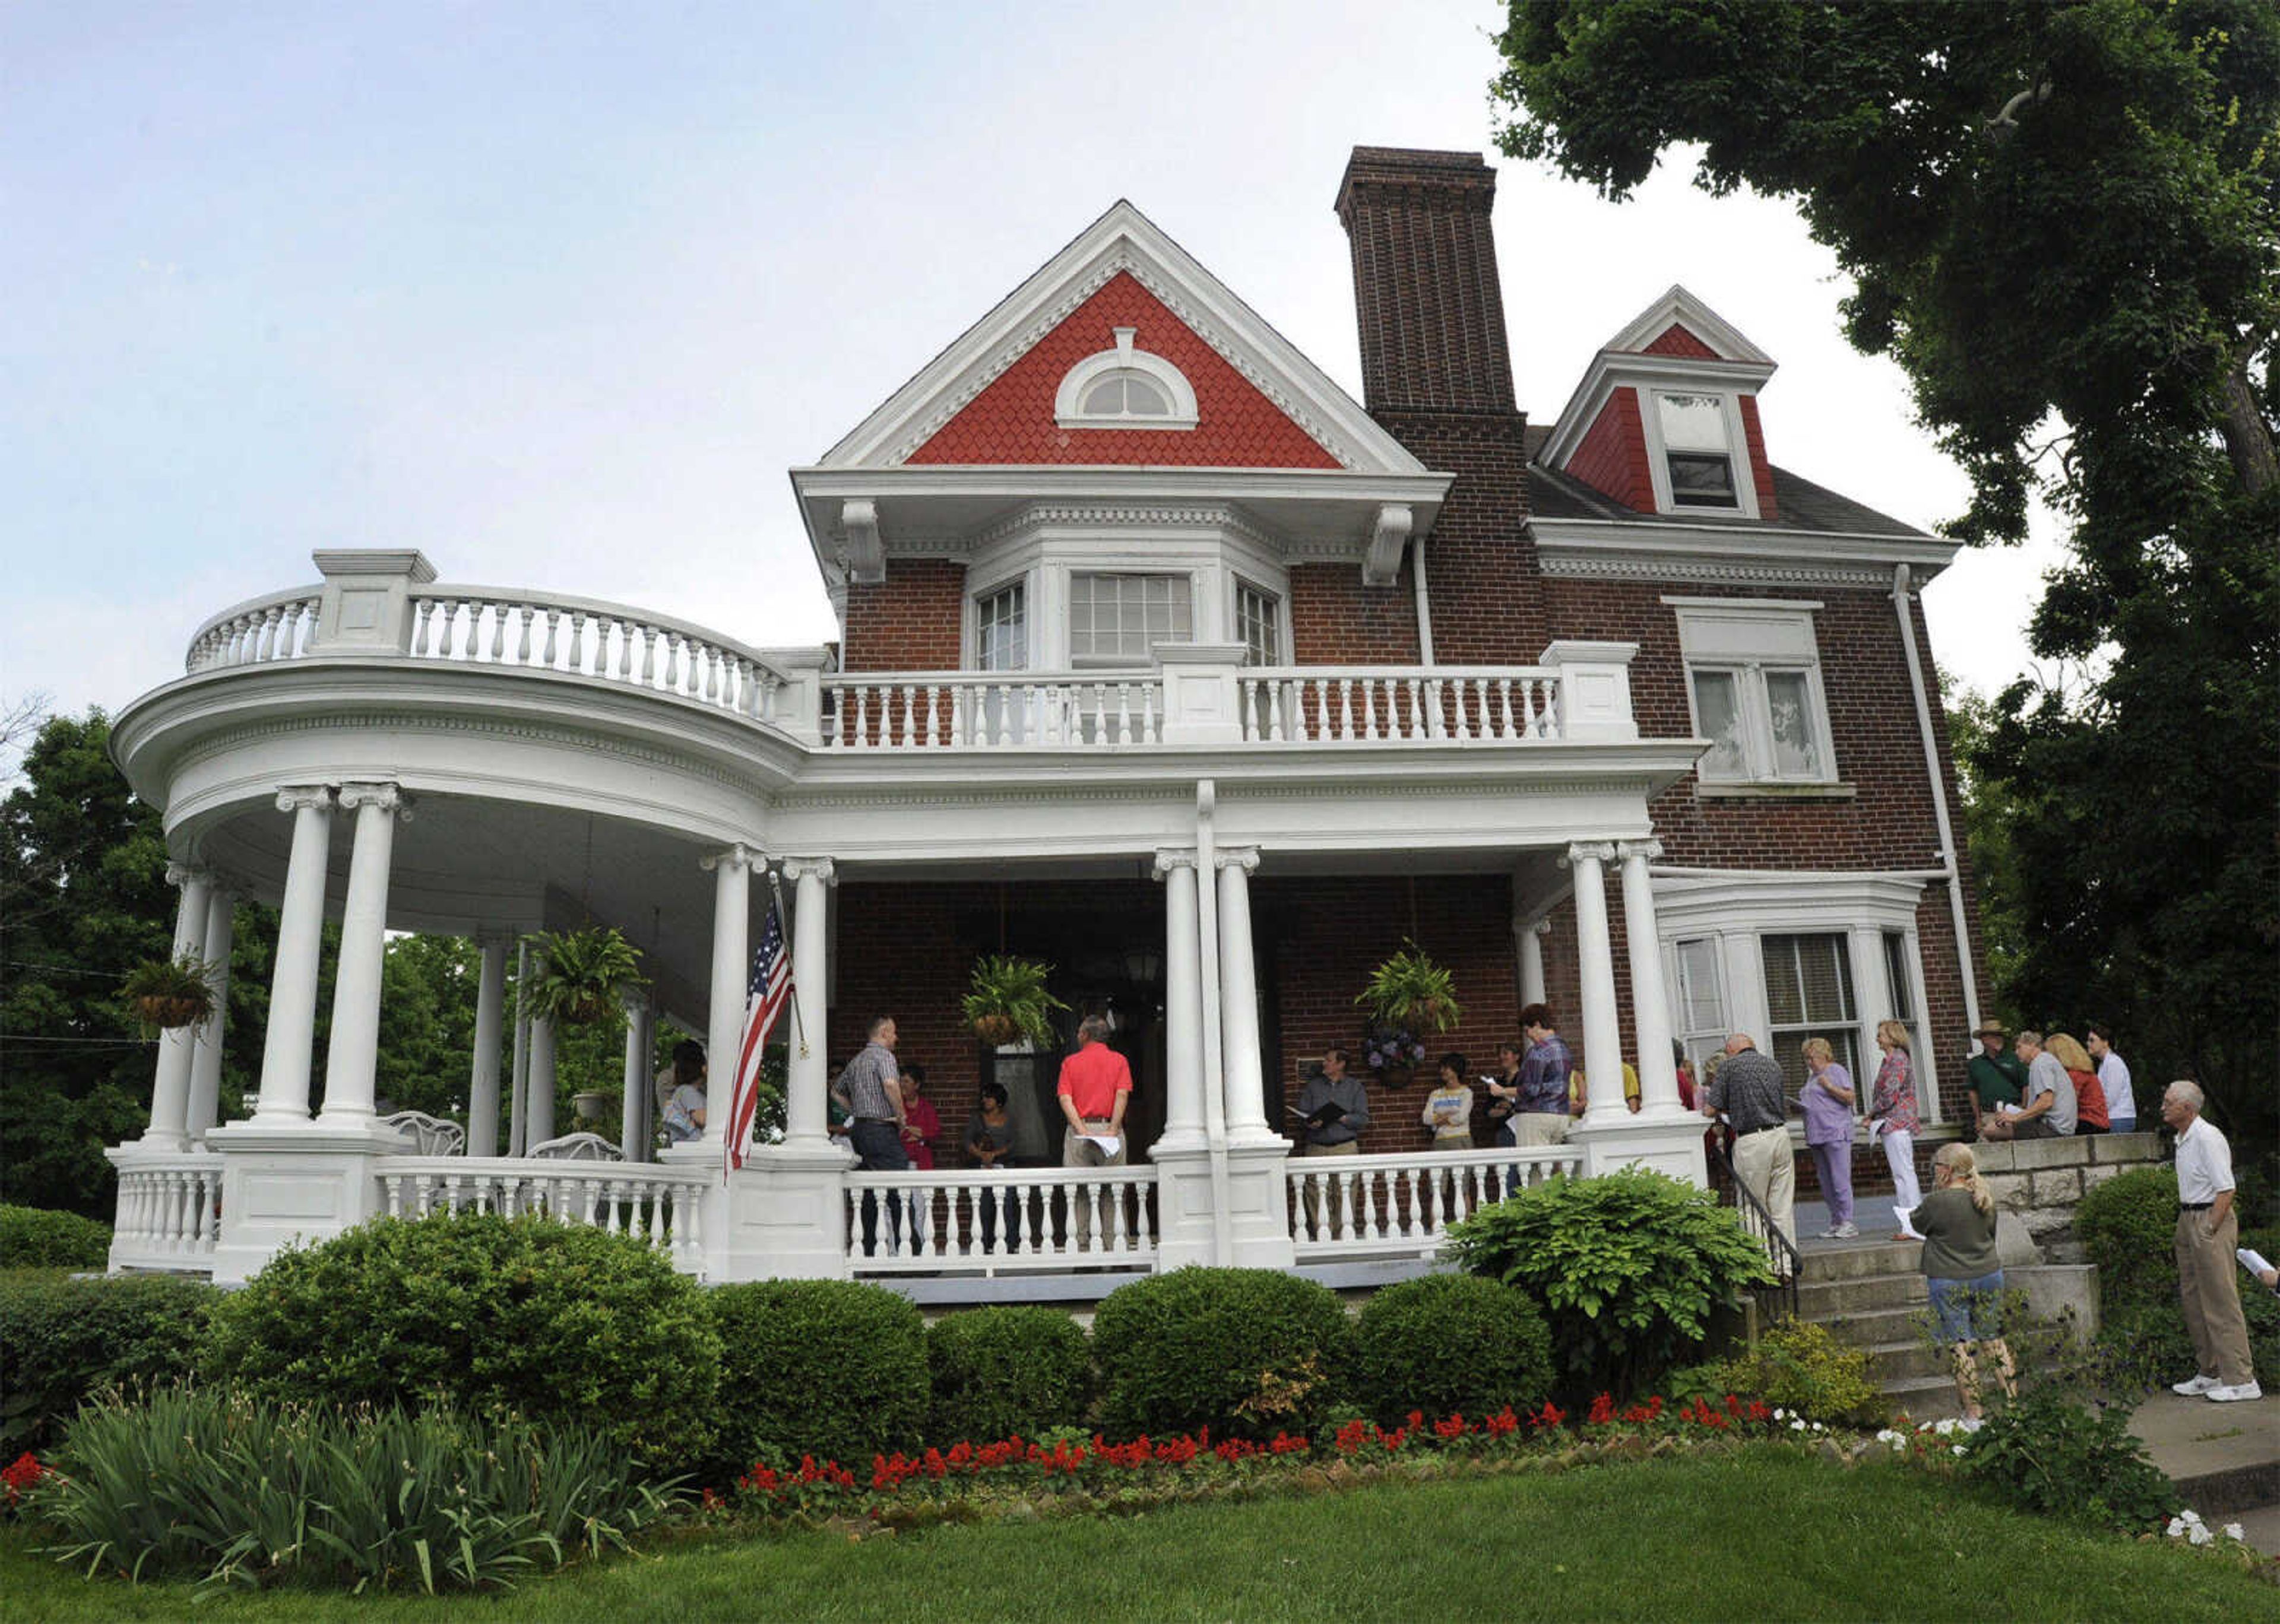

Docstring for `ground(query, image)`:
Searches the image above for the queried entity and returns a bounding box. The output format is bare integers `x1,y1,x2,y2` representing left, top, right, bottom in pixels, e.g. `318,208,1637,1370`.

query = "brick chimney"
1334,147,1541,662
1335,148,1517,414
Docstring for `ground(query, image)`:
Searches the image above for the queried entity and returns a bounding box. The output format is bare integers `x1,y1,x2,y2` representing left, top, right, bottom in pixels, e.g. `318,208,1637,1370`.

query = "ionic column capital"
337,781,410,819
276,784,334,815
1152,848,1198,878
699,842,759,874
165,860,215,891
780,855,837,886
1616,838,1665,865
473,925,517,949
1512,914,1553,938
1214,845,1261,874
1561,841,1618,869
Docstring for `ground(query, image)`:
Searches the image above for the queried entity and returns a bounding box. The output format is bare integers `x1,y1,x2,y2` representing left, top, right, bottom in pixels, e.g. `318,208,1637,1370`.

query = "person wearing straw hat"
1963,1020,2025,1141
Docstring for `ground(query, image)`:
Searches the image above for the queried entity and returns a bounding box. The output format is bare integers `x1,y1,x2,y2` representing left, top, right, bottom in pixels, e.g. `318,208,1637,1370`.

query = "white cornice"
1604,286,1774,366
815,201,1428,479
1532,516,1955,589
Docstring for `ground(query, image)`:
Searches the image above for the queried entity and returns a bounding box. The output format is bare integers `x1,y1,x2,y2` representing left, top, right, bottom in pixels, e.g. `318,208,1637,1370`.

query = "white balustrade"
184,592,322,672
375,1157,708,1276
110,1159,223,1271
1285,1146,1582,1261
844,1165,1158,1273
1239,667,1565,744
821,673,1164,748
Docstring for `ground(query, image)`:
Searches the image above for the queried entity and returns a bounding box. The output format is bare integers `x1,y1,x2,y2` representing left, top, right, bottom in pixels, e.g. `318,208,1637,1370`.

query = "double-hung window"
1234,580,1282,667
1763,932,1858,1098
1069,573,1192,666
1668,601,1837,786
1672,937,1728,1081
975,583,1028,672
1656,392,1740,509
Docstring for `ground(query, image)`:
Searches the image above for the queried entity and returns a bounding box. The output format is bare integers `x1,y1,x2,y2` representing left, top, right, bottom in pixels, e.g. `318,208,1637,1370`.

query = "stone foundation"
1971,1131,2163,1264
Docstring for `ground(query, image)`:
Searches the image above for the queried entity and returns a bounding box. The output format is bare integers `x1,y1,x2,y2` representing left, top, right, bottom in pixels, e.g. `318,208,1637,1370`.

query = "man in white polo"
2162,1081,2259,1403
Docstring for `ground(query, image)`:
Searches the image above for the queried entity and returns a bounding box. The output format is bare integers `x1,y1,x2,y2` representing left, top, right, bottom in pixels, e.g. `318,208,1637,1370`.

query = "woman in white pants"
1868,1020,1923,1240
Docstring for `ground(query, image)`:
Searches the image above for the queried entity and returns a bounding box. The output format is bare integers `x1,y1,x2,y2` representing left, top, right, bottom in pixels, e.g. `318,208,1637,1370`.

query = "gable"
1640,323,1718,359
907,272,1341,468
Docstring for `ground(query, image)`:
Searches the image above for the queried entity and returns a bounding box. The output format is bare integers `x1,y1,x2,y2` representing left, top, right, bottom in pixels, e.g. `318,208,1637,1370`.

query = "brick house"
104,147,1983,1291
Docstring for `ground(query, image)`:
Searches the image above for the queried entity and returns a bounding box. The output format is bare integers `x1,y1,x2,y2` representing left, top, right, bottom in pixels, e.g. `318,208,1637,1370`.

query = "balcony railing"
1286,1145,1582,1262
844,1164,1158,1274
1239,667,1560,744
375,1157,709,1276
111,1157,222,1271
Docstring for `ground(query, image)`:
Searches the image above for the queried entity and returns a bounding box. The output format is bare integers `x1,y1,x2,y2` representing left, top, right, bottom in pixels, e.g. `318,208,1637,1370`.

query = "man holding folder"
1058,1014,1132,1250
1293,1046,1371,1238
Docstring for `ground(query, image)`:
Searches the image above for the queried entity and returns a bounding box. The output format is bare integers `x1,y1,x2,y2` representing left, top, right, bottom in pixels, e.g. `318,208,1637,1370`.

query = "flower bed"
721,1393,1786,1524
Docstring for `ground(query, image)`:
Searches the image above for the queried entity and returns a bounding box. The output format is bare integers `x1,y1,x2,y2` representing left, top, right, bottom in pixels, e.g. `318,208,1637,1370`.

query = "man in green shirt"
1964,1022,2026,1140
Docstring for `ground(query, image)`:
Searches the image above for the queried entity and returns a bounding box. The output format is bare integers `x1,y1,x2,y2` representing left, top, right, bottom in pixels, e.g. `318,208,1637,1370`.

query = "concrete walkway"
2127,1390,2280,1556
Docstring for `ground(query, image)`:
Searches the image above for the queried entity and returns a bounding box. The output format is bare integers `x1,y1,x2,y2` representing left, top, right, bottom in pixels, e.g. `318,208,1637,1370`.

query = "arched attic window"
1054,326,1199,429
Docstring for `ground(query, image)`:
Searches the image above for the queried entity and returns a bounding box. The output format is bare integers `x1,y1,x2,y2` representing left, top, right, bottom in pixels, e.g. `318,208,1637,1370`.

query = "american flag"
725,899,791,1173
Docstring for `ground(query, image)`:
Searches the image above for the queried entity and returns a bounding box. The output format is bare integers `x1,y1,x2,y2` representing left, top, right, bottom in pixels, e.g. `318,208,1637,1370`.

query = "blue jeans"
1928,1270,2004,1344
849,1121,909,1255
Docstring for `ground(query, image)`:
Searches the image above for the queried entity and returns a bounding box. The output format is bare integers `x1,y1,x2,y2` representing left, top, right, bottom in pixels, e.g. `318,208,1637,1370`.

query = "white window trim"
1067,570,1198,668
1228,573,1291,668
1641,387,1760,520
1667,601,1838,786
1054,326,1199,430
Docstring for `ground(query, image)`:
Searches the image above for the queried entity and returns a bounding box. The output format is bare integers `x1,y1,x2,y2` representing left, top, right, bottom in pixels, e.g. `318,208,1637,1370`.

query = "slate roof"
1519,424,1934,540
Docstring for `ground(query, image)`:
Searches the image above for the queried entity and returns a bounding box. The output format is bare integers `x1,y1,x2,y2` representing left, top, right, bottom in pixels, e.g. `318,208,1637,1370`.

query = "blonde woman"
1910,1143,2016,1422
1867,1020,1923,1240
1800,1037,1857,1239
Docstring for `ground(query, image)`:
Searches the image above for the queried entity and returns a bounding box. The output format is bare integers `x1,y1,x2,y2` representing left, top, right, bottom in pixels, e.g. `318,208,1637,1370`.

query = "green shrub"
1091,1267,1354,1440
1960,1387,2178,1536
708,1280,929,1474
201,1214,720,1471
2092,1295,2280,1393
1445,1170,1771,1395
1353,1273,1553,1426
0,1273,213,1452
1670,1319,1884,1426
2074,1166,2181,1309
40,1387,676,1592
927,1306,1091,1444
0,1204,112,1270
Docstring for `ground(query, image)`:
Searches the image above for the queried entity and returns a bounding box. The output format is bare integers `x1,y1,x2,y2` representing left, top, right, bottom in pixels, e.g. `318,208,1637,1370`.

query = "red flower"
1532,1401,1566,1430
1407,1410,1426,1432
1,1452,46,1506
1484,1406,1519,1438
1588,1393,1616,1425
1270,1431,1310,1455
1434,1414,1469,1439
1334,1419,1370,1455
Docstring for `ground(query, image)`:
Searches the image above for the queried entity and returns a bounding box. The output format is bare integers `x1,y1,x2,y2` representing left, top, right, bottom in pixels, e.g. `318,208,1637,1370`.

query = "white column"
139,862,214,1149
466,932,509,1156
780,857,835,1149
1152,850,1206,1153
620,989,648,1159
1215,846,1274,1143
1565,842,1626,1122
1516,914,1548,1008
184,881,235,1146
255,786,335,1123
506,939,530,1155
525,1016,556,1146
1619,840,1683,1113
699,845,754,1149
319,782,406,1127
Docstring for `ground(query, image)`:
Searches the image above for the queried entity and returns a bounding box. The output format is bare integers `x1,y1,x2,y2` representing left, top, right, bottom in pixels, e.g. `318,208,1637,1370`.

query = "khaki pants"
1301,1140,1361,1237
2176,1207,2254,1386
1063,1124,1126,1251
1732,1126,1797,1273
1513,1113,1569,1147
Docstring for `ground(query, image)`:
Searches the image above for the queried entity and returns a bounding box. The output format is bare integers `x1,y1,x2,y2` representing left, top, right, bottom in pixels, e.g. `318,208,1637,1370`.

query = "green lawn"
6,1447,2265,1622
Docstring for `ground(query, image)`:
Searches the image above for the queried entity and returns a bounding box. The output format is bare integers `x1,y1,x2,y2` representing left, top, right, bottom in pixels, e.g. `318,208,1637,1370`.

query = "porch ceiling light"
1123,944,1163,986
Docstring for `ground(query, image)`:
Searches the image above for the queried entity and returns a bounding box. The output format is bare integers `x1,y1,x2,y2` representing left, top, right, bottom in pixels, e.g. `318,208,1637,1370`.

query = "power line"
1,1033,159,1046
1,958,137,980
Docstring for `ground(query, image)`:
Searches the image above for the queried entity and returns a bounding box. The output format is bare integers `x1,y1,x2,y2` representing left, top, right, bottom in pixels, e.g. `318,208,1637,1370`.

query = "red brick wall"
1334,148,1515,413
1737,395,1779,521
1289,562,1422,662
1642,323,1717,359
1565,389,1654,513
906,272,1339,469
841,559,965,673
1377,407,1546,662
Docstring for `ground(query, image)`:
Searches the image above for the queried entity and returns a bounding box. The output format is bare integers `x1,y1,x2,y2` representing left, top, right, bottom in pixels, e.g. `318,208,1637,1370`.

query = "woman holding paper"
1867,1022,1923,1241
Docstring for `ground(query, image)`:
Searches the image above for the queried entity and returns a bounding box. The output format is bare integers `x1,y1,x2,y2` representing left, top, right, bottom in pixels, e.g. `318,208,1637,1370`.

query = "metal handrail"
1709,1137,1800,1322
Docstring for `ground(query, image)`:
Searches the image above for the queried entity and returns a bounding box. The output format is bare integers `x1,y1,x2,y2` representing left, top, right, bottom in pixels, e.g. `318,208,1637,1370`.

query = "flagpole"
770,869,809,1058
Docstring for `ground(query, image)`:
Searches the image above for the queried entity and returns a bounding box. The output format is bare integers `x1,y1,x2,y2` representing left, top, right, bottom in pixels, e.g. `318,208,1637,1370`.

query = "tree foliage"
1493,1,2279,1137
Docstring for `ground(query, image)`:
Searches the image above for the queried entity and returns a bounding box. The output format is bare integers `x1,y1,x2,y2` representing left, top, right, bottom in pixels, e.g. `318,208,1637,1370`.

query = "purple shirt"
1515,1035,1573,1115
1801,1062,1855,1147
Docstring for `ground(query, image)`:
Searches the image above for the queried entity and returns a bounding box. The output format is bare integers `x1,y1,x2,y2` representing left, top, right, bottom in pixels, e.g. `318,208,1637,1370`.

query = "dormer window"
1056,326,1199,430
1656,393,1739,509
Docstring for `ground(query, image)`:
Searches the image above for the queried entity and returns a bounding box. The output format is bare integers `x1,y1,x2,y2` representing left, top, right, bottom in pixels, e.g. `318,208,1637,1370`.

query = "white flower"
1772,1408,1788,1420
1811,1422,1826,1432
1790,1419,1807,1431
1951,1445,1966,1456
2167,1517,2187,1538
2222,1523,2245,1542
2189,1525,2214,1546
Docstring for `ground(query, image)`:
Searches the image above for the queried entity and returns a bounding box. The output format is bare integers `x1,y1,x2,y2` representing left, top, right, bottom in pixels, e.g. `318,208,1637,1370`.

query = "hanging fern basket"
970,1013,1024,1046
135,994,208,1029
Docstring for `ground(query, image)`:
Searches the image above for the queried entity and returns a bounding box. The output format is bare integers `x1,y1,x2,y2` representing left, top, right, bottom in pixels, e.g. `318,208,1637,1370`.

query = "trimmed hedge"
1091,1267,1353,1440
0,1272,214,1452
708,1280,929,1474
1353,1273,1554,1426
2073,1166,2181,1308
200,1214,720,1471
927,1306,1092,1445
0,1204,112,1270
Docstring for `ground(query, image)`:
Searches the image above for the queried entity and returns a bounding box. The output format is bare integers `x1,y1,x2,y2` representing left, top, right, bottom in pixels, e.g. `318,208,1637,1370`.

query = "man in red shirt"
1057,1014,1132,1250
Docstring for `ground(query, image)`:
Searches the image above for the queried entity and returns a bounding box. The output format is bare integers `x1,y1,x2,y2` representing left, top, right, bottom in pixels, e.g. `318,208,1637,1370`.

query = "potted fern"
1354,940,1462,1085
961,954,1067,1048
121,953,219,1029
520,927,646,1026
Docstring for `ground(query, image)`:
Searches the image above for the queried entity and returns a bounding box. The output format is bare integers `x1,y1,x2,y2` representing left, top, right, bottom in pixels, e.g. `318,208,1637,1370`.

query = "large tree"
1493,0,2279,1141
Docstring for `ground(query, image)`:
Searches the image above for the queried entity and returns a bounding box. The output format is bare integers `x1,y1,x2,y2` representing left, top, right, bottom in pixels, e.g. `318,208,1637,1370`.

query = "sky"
2,1,2066,732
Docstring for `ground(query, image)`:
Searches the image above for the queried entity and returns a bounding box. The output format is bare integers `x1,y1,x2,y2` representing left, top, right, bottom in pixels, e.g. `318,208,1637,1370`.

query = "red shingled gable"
1641,323,1718,359
906,272,1340,468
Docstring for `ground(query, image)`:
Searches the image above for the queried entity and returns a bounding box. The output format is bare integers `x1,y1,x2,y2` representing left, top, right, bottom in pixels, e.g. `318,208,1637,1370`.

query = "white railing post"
1540,640,1638,742
306,550,436,656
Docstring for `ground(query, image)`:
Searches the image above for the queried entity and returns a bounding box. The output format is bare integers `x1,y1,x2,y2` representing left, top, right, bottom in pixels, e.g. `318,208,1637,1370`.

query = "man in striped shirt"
838,1016,907,1254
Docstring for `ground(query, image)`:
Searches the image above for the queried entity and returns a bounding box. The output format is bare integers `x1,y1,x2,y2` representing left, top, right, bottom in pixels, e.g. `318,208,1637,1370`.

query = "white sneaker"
1831,1222,1860,1239
2172,1374,2220,1395
2208,1382,2264,1403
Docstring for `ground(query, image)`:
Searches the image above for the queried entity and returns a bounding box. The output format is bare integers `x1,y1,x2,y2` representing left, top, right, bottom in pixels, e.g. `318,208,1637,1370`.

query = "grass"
6,1447,2267,1622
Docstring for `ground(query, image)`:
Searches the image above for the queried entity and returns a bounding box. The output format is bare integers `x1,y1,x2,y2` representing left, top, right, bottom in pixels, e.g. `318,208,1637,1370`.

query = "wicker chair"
382,1110,466,1156
526,1131,623,1162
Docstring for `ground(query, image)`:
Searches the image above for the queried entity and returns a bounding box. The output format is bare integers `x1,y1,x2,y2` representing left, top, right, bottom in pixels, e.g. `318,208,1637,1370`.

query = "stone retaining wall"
1974,1130,2163,1265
